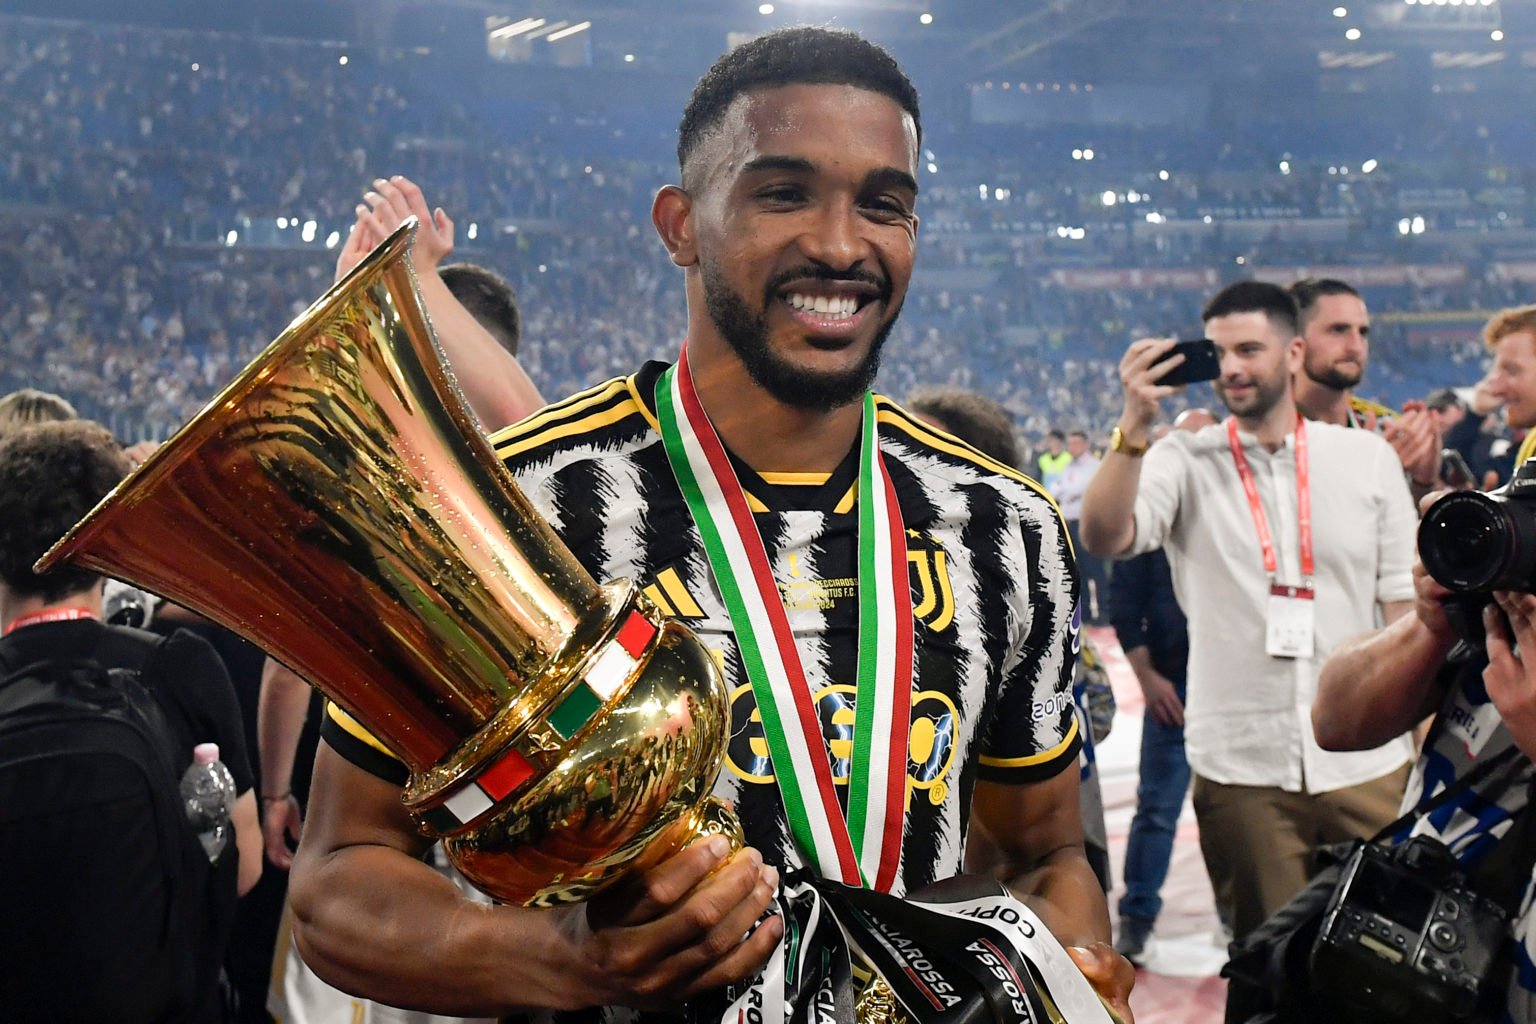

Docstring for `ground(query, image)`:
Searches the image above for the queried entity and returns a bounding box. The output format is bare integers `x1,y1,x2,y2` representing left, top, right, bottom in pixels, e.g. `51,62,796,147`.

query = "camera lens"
1419,493,1513,592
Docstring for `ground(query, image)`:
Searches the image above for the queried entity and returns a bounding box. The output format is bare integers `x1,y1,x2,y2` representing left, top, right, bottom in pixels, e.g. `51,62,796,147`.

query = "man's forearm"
1314,612,1453,751
1079,445,1142,557
1008,845,1112,948
257,658,311,801
292,840,586,1015
417,273,545,433
1122,646,1160,689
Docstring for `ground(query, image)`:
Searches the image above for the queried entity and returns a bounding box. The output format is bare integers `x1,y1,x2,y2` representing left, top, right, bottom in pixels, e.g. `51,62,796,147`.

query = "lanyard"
3,607,98,636
1227,416,1313,582
655,351,914,893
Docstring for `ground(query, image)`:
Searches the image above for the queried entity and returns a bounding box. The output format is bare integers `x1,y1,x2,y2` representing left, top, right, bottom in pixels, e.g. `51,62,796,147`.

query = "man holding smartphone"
1079,281,1418,971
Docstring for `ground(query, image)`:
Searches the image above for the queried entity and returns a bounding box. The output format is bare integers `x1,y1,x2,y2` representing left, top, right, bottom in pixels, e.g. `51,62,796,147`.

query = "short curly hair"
677,26,921,177
0,420,130,602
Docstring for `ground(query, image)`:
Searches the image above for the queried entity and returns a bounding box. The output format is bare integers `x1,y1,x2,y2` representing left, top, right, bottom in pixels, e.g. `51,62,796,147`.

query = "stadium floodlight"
325,231,341,249
1492,28,1505,40
1362,158,1378,173
1101,190,1117,206
1345,27,1362,40
920,12,933,24
759,3,775,13
490,18,546,40
339,55,349,65
1333,6,1347,16
546,21,592,42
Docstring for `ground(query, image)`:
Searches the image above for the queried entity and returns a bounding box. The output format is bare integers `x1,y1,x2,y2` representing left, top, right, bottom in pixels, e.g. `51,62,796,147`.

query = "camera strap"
1467,767,1536,910
1368,744,1523,845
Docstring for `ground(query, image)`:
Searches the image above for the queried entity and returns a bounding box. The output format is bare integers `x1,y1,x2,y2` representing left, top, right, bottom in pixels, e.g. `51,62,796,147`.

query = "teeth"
785,293,860,319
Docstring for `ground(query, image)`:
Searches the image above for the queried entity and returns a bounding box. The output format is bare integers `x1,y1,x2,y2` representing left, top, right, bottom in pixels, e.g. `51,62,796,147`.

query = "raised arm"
338,175,546,432
1080,338,1180,557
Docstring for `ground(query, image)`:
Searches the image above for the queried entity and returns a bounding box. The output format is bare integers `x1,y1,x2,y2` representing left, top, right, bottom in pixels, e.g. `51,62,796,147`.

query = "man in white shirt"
1079,281,1417,951
1052,430,1107,623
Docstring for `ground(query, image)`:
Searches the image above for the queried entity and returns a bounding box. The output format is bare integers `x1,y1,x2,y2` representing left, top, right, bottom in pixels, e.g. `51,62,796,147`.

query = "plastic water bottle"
181,742,236,861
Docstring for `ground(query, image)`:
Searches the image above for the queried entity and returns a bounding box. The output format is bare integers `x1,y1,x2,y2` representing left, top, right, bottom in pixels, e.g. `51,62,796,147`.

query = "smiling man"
289,26,1130,1023
1079,281,1417,1016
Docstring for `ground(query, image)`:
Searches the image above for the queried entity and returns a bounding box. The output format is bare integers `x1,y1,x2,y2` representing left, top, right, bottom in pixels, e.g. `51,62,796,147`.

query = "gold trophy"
37,220,739,907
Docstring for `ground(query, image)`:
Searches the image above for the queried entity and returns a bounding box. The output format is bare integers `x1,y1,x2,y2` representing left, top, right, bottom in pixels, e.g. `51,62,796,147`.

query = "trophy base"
405,597,739,906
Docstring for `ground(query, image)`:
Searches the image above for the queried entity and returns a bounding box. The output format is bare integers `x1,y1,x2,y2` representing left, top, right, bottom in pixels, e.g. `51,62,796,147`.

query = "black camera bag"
1222,745,1532,1024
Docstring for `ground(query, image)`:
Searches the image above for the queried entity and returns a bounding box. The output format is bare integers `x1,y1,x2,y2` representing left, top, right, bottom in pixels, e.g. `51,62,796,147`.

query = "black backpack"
0,627,228,1023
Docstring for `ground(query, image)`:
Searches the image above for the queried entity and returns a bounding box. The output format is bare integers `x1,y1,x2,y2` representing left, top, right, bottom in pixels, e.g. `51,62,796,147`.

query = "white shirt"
1052,453,1100,521
1126,419,1416,793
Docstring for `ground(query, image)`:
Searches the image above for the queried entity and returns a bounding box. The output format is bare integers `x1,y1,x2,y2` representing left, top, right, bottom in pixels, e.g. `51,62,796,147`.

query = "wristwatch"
1109,426,1150,458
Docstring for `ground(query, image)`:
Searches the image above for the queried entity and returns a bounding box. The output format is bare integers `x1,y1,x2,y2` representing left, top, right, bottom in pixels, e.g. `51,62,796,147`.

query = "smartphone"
1155,339,1221,386
1440,448,1476,490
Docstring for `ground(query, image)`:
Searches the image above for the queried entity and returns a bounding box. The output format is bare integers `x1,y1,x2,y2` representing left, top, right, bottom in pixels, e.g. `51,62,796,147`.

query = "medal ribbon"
4,607,98,635
656,351,913,891
1227,416,1313,582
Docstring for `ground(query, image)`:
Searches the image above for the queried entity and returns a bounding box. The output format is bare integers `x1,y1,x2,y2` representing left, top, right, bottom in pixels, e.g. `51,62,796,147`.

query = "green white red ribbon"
656,350,913,891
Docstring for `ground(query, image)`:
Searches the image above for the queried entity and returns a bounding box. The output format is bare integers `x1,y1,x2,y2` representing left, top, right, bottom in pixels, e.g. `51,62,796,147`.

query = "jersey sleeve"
977,489,1083,784
320,702,410,786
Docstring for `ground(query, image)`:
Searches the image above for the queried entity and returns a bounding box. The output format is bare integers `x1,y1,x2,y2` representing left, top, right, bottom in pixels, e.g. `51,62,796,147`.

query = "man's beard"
1303,352,1364,391
1217,369,1290,421
701,261,899,412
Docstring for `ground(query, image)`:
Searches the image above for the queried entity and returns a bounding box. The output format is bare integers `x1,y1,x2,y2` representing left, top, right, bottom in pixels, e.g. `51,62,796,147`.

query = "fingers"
1067,943,1137,1023
581,843,782,1009
629,848,772,952
433,206,455,244
682,902,784,997
596,835,736,928
1120,338,1179,382
262,803,297,869
1484,601,1516,668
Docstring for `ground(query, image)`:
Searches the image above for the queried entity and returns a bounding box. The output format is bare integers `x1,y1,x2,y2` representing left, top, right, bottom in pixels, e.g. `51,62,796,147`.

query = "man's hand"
334,175,455,283
362,176,455,272
261,793,303,870
570,836,783,1010
1115,338,1183,446
1066,943,1136,1023
1471,373,1503,417
1136,668,1184,728
1384,401,1442,488
1412,558,1458,645
1484,593,1536,761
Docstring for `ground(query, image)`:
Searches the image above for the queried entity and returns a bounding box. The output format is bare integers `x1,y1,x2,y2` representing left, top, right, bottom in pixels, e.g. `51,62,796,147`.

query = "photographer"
1313,520,1536,1021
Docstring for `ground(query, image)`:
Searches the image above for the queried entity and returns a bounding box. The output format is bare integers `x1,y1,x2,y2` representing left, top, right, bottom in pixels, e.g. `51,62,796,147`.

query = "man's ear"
1287,334,1305,374
652,185,697,268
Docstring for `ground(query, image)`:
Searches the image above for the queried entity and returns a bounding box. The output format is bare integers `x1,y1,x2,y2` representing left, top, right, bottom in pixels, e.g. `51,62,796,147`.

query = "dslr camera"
1419,459,1536,639
1311,837,1508,1023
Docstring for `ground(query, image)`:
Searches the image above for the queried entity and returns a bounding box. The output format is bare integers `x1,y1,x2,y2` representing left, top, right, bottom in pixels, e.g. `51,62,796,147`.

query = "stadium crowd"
2,13,1530,447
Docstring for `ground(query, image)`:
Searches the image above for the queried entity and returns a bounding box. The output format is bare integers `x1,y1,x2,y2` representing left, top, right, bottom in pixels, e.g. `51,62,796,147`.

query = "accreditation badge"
1265,583,1315,659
